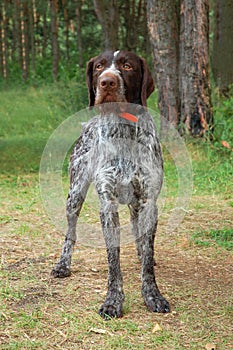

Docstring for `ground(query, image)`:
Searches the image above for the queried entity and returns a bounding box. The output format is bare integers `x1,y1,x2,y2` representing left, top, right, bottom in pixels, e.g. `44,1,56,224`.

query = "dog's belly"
115,177,135,205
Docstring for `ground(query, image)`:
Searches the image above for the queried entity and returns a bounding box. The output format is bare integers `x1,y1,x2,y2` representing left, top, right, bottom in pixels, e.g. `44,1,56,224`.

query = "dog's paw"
99,292,124,320
99,302,123,320
144,293,170,313
51,263,71,278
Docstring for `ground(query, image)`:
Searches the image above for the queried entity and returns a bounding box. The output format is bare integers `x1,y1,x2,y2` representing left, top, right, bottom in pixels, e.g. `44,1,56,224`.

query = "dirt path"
0,176,232,349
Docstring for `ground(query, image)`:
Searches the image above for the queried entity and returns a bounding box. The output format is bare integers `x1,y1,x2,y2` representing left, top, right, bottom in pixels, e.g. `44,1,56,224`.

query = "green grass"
1,83,232,349
1,83,233,200
0,81,88,173
191,228,233,250
0,171,232,349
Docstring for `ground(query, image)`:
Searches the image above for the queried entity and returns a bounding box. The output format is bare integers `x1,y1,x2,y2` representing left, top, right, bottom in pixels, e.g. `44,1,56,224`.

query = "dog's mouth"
95,92,126,105
103,93,117,103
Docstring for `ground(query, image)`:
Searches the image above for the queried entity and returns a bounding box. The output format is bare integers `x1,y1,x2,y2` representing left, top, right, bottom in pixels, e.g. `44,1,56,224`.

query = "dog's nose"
99,75,118,90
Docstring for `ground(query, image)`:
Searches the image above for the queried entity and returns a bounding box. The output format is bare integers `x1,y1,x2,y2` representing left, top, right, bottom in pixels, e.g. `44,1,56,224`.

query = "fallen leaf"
90,328,107,335
205,343,216,350
90,328,114,337
152,323,163,333
221,140,231,149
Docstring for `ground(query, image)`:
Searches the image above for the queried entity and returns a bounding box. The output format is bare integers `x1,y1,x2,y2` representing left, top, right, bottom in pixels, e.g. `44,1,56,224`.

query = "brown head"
86,50,155,107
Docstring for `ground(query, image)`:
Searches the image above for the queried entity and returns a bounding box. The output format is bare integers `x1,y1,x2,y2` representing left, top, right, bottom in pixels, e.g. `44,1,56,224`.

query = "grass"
0,174,232,349
0,83,233,349
0,81,88,173
1,83,233,198
191,228,233,250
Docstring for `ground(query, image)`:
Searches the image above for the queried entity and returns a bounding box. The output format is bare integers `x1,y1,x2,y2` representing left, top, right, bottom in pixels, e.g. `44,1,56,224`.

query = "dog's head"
86,50,155,107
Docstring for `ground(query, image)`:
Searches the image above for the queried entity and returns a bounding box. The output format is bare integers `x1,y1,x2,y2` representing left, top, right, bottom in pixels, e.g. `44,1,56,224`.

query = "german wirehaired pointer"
52,50,170,318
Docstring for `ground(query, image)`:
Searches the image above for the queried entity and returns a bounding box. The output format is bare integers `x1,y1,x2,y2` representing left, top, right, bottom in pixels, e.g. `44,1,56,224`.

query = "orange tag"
119,112,138,122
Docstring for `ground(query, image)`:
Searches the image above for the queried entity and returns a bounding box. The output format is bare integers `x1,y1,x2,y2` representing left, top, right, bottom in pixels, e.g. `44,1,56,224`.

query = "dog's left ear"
86,57,96,107
140,58,155,107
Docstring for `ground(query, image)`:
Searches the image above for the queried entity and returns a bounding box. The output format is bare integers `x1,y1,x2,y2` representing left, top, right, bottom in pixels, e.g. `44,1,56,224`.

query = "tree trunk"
29,0,35,75
179,0,213,136
147,0,180,130
75,0,83,68
123,0,144,52
0,1,8,78
14,0,23,74
22,0,30,81
143,0,151,56
212,0,233,94
62,0,69,61
50,0,59,80
42,5,47,59
94,0,119,50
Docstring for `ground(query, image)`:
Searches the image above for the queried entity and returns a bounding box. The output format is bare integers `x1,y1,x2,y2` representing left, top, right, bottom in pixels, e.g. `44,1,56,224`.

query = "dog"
51,50,170,318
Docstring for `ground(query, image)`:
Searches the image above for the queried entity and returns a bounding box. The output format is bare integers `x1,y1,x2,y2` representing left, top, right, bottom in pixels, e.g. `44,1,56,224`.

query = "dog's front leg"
98,202,124,319
139,201,170,313
51,173,90,278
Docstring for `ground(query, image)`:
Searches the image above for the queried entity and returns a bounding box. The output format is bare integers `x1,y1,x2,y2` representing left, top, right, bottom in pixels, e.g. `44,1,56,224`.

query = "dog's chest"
94,121,144,171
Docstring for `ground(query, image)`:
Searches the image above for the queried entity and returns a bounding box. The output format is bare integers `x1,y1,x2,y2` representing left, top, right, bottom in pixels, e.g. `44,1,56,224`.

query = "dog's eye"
122,63,132,71
96,63,103,71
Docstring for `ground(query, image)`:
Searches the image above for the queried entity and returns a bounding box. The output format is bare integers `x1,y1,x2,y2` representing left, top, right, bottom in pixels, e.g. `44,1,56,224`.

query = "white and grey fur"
51,50,170,318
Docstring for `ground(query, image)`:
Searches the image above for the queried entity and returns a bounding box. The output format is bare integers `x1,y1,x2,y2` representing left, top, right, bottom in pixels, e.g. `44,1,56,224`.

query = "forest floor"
0,174,232,350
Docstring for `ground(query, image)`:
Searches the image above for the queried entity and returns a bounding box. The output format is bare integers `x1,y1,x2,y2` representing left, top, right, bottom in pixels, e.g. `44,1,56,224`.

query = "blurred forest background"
0,0,232,172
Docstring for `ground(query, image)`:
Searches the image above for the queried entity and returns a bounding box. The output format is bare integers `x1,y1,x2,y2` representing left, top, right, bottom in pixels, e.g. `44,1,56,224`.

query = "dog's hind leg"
129,201,157,266
139,201,170,313
51,172,90,278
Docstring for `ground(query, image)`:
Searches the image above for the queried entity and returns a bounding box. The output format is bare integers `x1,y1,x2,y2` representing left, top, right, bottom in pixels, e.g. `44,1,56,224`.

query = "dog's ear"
86,57,96,107
140,58,155,107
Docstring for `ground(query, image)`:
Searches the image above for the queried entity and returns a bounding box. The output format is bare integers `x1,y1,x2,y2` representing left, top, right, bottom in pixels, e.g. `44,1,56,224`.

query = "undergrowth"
0,82,233,198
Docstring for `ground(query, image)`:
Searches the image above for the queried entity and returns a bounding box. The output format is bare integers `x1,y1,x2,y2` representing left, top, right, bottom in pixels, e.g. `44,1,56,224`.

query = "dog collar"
119,112,138,123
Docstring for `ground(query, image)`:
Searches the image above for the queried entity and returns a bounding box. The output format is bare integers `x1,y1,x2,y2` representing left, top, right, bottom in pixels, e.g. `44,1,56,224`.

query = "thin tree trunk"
11,7,17,62
22,0,30,81
42,5,47,59
212,0,233,94
179,0,213,136
29,0,35,75
147,0,180,131
0,1,8,78
0,4,4,78
94,0,119,50
124,0,143,52
124,0,131,51
15,0,23,71
75,0,83,68
143,0,150,55
50,0,59,80
62,0,69,61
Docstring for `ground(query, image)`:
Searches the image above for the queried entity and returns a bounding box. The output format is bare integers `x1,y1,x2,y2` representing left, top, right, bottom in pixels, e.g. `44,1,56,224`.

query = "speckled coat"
52,51,170,318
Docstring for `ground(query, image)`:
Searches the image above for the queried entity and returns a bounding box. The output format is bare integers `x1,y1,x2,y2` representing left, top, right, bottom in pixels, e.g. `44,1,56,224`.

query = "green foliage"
180,87,233,197
0,0,102,84
0,1,150,85
212,85,233,146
